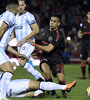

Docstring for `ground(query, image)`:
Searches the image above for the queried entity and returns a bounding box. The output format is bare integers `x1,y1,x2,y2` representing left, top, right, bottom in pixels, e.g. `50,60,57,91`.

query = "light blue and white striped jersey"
15,11,36,42
0,11,16,50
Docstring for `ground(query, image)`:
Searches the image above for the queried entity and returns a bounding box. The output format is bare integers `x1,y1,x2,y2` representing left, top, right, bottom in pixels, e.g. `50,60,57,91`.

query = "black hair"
51,13,60,21
6,3,18,9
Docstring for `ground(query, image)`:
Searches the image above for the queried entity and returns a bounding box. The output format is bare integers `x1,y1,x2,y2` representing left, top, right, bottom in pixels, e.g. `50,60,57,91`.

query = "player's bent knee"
57,73,65,82
28,80,40,90
0,61,14,73
18,58,26,67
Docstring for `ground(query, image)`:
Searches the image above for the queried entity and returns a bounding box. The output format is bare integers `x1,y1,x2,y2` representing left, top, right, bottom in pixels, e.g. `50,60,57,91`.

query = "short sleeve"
51,32,65,48
3,12,15,28
26,13,36,25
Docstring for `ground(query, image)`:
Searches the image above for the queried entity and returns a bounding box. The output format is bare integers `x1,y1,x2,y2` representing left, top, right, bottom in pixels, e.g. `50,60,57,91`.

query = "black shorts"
81,44,90,60
40,56,64,77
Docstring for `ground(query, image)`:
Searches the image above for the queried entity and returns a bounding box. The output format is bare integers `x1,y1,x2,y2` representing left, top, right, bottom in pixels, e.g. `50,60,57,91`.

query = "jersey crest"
48,36,53,42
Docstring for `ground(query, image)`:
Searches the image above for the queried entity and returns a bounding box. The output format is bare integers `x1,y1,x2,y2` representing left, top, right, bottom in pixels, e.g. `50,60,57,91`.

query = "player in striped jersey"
0,3,26,100
15,0,45,81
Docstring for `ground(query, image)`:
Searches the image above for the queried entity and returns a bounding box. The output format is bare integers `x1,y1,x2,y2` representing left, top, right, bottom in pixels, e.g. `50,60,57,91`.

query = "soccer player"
0,3,26,100
15,0,45,81
78,11,90,79
0,72,77,98
29,14,67,98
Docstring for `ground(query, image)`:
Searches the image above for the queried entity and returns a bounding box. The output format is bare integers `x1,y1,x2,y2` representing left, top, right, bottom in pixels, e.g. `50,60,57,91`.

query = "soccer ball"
86,86,90,97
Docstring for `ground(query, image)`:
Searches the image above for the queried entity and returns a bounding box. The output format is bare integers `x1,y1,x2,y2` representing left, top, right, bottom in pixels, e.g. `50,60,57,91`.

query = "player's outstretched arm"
17,23,39,47
6,46,27,59
29,39,54,53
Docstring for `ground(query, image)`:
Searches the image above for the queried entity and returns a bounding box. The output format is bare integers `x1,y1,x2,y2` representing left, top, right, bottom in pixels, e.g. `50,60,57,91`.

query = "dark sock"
81,64,86,76
88,66,90,77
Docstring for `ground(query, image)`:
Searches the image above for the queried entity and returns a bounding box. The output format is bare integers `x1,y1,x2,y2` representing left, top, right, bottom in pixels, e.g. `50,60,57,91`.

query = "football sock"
59,81,67,95
23,61,45,80
81,64,86,76
40,81,66,91
88,66,90,77
59,81,66,85
0,72,12,98
45,76,56,95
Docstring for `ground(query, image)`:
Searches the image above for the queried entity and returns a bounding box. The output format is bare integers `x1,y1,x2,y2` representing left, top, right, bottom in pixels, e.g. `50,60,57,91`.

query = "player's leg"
87,49,90,78
80,60,86,79
0,48,14,99
10,58,19,70
28,80,77,92
40,61,56,97
88,62,90,78
18,43,45,81
87,58,90,78
22,90,44,98
80,45,87,79
52,63,67,98
7,79,44,98
9,90,44,98
18,58,44,81
7,79,77,98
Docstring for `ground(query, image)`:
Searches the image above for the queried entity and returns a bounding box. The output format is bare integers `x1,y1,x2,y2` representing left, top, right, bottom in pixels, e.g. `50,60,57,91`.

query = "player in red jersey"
78,11,90,79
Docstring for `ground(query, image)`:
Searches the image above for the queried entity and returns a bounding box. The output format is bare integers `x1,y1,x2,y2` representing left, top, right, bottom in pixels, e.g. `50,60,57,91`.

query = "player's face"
18,1,26,14
13,8,18,15
87,12,90,19
49,17,60,30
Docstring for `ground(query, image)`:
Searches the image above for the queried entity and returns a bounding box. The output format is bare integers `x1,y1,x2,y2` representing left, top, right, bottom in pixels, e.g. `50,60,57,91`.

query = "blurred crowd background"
0,0,90,63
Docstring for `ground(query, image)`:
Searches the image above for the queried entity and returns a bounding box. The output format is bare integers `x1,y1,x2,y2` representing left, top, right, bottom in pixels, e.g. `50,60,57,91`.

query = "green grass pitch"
10,64,90,100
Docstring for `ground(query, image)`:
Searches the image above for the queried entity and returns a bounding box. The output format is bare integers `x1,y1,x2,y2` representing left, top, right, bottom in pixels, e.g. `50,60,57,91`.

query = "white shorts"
0,47,10,65
17,42,35,60
7,79,30,97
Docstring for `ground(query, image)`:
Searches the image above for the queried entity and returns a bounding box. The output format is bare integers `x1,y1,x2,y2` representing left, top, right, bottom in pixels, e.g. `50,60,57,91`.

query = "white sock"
40,82,67,91
24,62,45,81
0,72,12,98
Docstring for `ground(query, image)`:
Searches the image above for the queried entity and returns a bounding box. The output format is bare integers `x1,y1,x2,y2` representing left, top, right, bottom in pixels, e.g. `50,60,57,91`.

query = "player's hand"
18,53,28,60
17,39,26,47
28,39,35,46
32,53,38,59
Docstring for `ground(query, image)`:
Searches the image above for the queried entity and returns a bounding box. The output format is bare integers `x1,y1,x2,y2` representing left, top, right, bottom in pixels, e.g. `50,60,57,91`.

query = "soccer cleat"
80,76,86,79
46,91,50,95
52,94,57,98
62,90,67,98
64,80,77,92
51,90,56,98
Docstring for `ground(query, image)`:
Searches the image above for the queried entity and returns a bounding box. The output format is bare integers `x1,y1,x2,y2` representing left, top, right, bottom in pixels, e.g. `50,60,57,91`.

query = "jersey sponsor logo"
15,25,23,29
